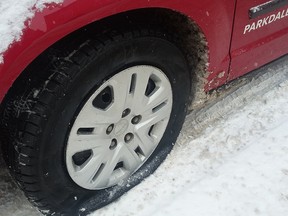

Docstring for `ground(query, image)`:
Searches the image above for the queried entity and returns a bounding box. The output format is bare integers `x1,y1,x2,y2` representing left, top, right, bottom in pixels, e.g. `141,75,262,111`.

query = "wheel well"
6,8,208,109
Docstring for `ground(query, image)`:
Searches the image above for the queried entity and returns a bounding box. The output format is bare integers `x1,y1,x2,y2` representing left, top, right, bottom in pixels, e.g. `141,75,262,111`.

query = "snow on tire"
0,28,190,215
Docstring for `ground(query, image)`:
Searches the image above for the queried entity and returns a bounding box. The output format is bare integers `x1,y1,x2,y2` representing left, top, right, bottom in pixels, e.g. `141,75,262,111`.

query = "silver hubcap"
66,65,173,190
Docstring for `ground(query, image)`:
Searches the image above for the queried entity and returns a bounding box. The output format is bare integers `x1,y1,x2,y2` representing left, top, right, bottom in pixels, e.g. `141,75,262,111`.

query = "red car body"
0,0,287,103
1,1,288,214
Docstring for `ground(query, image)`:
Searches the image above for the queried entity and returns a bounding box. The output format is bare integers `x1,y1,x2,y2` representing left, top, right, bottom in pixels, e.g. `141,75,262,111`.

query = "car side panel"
0,0,235,102
229,0,288,81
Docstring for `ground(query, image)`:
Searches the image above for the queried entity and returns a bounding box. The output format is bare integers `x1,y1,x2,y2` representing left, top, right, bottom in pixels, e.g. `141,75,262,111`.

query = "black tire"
0,28,190,215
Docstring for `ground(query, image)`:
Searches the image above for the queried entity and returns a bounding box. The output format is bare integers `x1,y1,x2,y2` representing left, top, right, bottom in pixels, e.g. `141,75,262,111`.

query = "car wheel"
0,28,190,215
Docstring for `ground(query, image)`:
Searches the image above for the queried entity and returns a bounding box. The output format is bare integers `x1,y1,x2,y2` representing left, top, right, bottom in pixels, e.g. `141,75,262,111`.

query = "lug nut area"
106,124,114,134
131,115,142,124
109,139,118,150
124,133,134,143
108,109,138,146
122,108,131,118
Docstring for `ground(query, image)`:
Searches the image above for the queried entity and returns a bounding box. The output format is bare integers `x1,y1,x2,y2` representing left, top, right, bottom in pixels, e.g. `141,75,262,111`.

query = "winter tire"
0,28,190,215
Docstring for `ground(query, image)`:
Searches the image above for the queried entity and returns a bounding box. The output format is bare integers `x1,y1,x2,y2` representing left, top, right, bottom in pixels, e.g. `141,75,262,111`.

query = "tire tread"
0,27,187,215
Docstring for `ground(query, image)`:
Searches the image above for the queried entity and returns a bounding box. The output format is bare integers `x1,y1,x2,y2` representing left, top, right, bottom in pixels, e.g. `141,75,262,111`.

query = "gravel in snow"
0,1,288,214
0,0,63,63
92,57,288,216
1,56,288,215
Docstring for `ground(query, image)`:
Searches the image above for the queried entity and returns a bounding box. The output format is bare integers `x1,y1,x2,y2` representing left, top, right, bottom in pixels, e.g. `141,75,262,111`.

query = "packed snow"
0,0,63,63
1,1,288,215
1,54,288,216
91,57,288,216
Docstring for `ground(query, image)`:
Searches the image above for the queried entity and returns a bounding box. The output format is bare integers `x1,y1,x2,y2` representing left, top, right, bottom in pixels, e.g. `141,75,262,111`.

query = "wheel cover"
66,65,173,190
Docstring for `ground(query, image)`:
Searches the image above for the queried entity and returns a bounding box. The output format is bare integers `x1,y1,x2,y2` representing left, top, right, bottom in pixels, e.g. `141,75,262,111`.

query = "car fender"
0,0,235,102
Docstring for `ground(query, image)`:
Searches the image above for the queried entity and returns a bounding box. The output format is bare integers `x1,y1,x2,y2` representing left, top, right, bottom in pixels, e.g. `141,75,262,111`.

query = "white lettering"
256,19,262,29
243,24,251,34
262,16,269,26
268,14,275,23
243,8,288,34
274,11,281,21
281,9,286,18
249,22,256,32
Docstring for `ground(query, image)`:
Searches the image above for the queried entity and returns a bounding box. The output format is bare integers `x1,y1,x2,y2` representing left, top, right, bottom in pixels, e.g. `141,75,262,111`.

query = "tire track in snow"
1,55,288,216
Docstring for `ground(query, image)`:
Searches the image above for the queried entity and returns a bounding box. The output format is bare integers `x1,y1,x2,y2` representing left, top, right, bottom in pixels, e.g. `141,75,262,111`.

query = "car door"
228,0,288,81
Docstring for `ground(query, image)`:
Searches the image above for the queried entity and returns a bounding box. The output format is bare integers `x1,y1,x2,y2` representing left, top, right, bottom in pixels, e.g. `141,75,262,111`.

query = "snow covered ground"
1,1,288,216
91,57,288,216
1,56,288,216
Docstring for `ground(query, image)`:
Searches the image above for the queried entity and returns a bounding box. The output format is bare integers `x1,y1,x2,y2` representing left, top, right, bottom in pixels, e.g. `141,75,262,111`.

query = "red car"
0,0,287,215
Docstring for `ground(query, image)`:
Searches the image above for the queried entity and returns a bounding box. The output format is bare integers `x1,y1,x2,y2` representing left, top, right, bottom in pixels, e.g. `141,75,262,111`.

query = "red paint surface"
0,0,235,102
2,0,288,102
229,0,288,81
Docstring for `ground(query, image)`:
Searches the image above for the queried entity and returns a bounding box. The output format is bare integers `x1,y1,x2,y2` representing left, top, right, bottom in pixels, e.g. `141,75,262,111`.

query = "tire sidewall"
37,36,190,214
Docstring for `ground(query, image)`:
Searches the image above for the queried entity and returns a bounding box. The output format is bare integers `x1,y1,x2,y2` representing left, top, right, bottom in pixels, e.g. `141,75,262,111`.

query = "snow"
0,0,63,63
0,1,287,213
90,59,288,216
1,56,288,215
